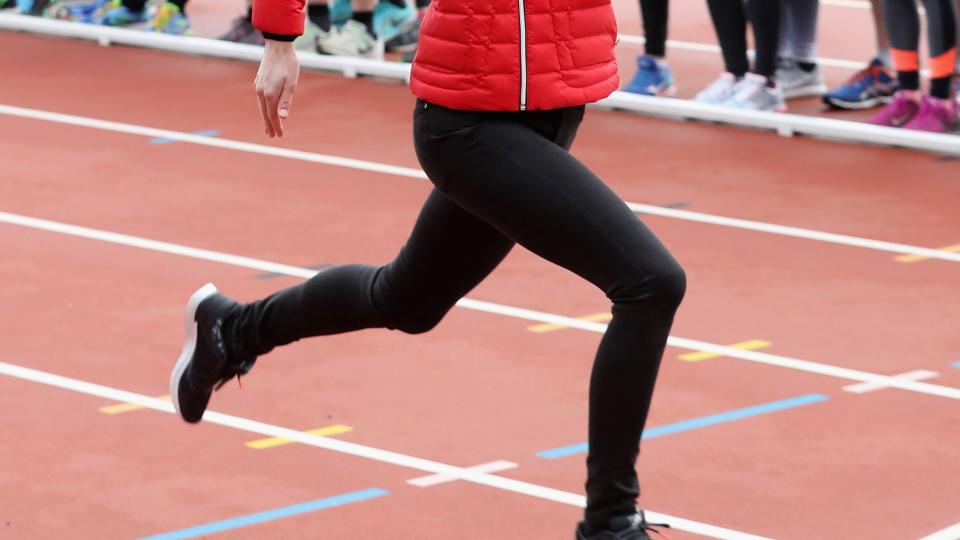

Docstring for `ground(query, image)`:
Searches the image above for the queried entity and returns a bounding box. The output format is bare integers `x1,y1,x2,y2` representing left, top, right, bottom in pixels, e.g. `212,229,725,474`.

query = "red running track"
0,31,959,540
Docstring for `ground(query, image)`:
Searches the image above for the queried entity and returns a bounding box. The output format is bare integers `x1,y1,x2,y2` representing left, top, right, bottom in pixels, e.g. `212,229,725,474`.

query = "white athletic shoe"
726,73,787,112
317,20,384,59
295,19,324,52
695,72,739,105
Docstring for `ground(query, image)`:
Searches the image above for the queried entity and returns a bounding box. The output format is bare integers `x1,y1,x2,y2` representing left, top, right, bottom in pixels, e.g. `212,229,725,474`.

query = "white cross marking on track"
842,370,939,394
407,460,519,487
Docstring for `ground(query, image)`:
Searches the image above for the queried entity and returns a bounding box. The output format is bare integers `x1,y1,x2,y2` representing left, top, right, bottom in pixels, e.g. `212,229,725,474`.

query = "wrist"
262,33,298,44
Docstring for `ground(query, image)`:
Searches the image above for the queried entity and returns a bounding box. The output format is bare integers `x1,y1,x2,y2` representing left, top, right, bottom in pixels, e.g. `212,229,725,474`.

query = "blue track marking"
149,130,220,144
536,393,829,459
140,488,388,539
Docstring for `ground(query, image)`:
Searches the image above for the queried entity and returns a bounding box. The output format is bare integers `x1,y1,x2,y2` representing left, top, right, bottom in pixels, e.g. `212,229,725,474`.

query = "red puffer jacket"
411,0,620,111
253,0,619,111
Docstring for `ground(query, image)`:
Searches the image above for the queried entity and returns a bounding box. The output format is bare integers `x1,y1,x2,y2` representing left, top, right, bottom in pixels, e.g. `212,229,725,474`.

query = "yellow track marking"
99,395,170,414
245,424,353,449
679,340,771,362
895,244,960,263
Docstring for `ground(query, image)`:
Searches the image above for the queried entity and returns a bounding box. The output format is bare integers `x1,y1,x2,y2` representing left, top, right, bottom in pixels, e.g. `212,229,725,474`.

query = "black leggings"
706,0,781,79
640,0,669,57
229,101,686,527
884,0,957,98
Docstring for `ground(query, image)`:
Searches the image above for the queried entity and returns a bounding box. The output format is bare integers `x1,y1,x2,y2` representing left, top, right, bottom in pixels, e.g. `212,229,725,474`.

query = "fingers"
278,77,296,121
256,88,275,138
265,87,283,137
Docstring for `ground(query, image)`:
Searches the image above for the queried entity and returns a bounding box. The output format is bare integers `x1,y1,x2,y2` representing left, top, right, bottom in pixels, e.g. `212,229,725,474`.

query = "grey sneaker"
727,73,787,112
776,57,827,99
695,72,739,105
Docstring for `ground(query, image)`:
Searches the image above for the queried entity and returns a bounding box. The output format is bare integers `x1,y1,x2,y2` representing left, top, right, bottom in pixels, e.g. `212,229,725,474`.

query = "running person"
170,0,686,536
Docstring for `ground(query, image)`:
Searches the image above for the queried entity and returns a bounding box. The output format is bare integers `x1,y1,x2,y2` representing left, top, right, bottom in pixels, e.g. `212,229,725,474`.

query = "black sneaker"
170,283,255,423
575,510,670,540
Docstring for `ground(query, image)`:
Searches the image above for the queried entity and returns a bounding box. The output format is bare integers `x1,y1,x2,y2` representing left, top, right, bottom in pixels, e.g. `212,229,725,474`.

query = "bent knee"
609,261,686,312
380,303,449,335
393,312,445,335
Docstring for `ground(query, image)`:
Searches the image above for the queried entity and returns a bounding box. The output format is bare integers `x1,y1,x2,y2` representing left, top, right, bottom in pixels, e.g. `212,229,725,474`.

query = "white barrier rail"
2,12,959,156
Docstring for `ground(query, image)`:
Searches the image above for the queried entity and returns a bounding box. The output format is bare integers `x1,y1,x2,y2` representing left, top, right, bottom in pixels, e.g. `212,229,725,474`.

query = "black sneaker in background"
170,283,255,423
575,510,670,540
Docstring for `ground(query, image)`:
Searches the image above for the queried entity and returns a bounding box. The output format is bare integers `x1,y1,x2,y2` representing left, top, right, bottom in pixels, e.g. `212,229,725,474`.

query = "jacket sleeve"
252,0,306,41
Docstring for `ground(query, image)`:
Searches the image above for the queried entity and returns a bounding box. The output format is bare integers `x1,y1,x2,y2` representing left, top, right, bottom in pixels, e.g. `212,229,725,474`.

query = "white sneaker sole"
169,282,219,421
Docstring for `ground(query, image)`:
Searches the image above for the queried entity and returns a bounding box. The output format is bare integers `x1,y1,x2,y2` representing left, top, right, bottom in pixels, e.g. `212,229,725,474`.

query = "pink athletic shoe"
902,95,959,133
871,91,920,127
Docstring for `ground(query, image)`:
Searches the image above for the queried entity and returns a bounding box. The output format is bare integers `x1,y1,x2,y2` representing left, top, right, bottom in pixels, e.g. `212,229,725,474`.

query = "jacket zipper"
517,0,527,111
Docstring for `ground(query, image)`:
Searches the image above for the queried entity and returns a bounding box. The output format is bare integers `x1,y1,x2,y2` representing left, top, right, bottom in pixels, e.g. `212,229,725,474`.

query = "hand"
254,39,300,138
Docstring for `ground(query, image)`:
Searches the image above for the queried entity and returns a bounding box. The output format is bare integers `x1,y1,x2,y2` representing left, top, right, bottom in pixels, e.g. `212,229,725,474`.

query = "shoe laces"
213,357,255,391
847,62,892,90
629,512,672,539
210,319,256,391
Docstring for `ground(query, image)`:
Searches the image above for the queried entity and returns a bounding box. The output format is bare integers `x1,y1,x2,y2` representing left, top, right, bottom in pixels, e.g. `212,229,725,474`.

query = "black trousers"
706,0,781,79
883,0,957,98
640,0,669,57
229,100,686,527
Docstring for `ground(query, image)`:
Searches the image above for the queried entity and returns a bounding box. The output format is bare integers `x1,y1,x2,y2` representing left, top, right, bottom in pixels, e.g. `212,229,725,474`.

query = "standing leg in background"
318,0,385,57
624,0,678,97
727,0,787,111
697,0,748,104
387,0,427,56
297,0,332,52
898,0,958,131
776,0,826,99
954,0,960,101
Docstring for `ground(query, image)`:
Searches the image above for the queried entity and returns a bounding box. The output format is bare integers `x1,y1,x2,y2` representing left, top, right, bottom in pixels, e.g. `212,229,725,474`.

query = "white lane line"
0,104,427,180
407,460,518,487
0,361,766,540
2,103,958,264
842,370,939,394
2,210,960,401
625,204,960,263
919,521,960,540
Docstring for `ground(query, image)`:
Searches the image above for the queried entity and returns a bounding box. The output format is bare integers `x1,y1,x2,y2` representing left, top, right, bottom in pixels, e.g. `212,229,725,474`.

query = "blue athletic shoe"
98,0,148,25
373,1,416,43
46,0,109,22
149,1,190,34
822,58,898,110
624,55,677,97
